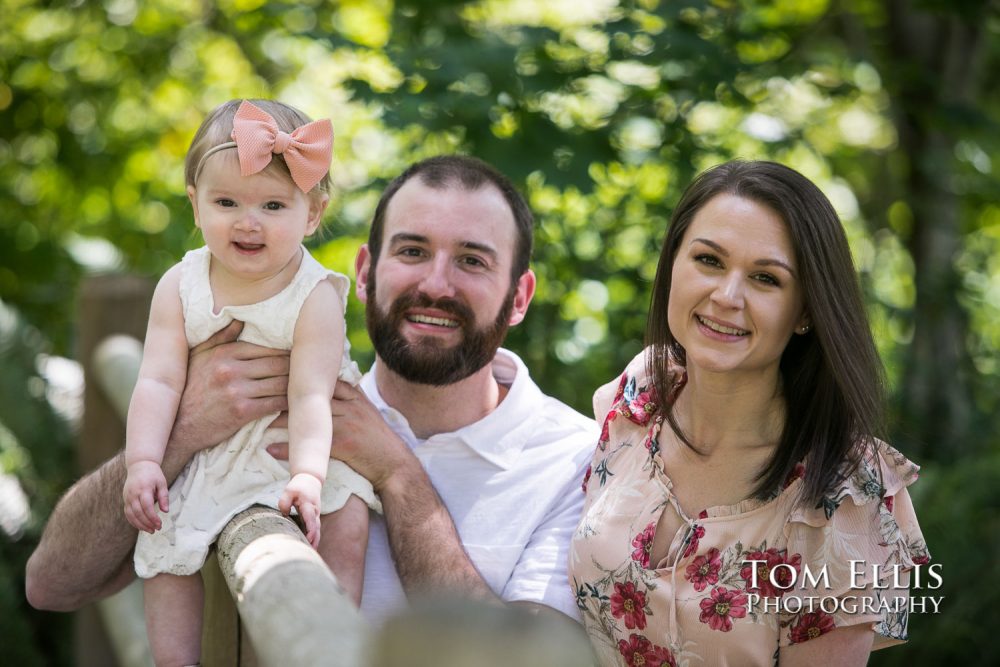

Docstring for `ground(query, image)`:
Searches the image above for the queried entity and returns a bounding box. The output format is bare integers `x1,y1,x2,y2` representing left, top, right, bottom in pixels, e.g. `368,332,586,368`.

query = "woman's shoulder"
591,346,685,431
783,440,930,572
778,441,930,649
592,349,647,421
788,440,921,526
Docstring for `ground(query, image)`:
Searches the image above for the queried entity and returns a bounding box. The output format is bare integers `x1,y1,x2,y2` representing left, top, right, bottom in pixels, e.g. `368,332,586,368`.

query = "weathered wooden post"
76,274,154,667
77,275,153,472
215,506,369,666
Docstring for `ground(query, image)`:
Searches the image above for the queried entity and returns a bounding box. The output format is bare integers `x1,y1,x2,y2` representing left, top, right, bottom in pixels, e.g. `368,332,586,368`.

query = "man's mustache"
389,291,475,327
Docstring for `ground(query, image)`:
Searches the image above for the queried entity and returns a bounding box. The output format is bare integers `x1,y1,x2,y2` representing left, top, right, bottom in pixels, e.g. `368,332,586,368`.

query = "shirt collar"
359,348,542,470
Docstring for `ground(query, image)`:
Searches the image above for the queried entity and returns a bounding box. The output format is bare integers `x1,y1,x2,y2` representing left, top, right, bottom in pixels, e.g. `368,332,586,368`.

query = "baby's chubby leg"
144,572,204,666
317,495,370,607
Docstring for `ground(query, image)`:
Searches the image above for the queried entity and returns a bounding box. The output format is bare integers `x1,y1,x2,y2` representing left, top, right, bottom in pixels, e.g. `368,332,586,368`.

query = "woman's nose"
711,273,744,309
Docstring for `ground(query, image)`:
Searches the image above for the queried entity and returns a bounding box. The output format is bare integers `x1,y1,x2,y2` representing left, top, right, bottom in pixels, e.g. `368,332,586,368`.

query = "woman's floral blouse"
569,351,930,667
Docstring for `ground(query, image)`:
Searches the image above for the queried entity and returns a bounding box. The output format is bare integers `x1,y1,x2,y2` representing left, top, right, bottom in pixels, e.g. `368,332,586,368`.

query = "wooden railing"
215,506,367,666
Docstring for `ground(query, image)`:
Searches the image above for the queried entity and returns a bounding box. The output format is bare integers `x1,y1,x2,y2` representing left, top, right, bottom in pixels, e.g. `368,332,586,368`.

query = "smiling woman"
569,161,930,667
666,193,809,381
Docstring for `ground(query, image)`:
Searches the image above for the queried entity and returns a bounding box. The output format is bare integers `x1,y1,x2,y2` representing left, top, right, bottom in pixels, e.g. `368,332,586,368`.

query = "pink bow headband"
193,100,333,192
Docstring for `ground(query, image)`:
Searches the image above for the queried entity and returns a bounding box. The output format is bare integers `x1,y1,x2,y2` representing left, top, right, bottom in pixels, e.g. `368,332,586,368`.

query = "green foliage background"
2,0,998,663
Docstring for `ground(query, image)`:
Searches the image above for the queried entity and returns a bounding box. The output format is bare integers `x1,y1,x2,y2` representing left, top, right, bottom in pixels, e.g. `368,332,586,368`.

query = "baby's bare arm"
279,279,347,545
123,266,187,532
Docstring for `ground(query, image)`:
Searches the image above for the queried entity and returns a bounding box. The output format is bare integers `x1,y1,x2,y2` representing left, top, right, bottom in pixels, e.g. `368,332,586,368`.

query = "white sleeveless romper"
134,246,380,578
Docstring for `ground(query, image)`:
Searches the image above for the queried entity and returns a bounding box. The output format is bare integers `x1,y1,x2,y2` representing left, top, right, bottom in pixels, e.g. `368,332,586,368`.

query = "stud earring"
799,324,811,334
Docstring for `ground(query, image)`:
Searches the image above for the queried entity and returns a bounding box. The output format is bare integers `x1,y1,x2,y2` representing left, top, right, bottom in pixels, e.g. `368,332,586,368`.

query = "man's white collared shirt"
358,348,597,623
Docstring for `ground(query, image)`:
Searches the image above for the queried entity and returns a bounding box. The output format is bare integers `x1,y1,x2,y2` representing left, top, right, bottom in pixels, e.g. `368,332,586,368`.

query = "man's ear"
187,185,200,227
507,269,537,327
305,194,330,236
354,244,372,304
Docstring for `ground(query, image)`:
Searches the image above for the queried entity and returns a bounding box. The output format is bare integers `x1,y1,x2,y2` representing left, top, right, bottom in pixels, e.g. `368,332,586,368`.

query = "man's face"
356,178,534,386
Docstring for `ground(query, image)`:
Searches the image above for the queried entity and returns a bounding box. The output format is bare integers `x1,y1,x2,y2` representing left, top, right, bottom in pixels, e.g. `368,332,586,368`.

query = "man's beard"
366,276,515,386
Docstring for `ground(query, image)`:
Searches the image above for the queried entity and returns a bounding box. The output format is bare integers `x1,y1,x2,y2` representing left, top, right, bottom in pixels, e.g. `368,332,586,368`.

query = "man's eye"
461,256,486,268
398,247,423,257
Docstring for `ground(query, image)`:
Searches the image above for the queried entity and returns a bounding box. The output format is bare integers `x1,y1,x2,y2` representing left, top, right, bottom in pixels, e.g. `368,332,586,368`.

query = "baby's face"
188,150,324,284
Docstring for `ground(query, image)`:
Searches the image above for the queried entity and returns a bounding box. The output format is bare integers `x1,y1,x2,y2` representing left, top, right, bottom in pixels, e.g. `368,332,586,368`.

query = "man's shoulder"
495,349,597,453
498,349,584,412
532,391,596,432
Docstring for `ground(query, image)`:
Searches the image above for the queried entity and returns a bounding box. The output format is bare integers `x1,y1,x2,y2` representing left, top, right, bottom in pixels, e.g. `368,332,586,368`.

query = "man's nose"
417,256,456,299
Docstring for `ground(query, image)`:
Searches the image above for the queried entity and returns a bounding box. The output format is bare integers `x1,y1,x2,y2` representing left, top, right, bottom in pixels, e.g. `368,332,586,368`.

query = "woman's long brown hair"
646,160,886,507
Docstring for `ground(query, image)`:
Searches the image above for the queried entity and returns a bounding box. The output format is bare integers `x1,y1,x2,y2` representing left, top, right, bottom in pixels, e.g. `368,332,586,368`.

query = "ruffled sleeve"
591,348,687,443
777,443,930,650
592,350,649,420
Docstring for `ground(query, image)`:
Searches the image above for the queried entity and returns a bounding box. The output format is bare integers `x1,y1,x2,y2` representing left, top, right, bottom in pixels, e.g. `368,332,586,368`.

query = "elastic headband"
192,100,333,192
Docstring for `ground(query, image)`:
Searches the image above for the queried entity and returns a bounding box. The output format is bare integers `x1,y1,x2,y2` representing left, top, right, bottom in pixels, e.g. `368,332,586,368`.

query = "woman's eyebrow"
691,237,796,276
691,237,728,255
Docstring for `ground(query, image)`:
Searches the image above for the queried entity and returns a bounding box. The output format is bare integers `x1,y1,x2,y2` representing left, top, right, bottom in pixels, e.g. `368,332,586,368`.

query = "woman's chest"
648,454,765,567
571,466,791,667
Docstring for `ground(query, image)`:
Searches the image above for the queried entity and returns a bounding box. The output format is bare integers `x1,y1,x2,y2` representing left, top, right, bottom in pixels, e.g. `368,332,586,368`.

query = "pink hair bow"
230,100,333,192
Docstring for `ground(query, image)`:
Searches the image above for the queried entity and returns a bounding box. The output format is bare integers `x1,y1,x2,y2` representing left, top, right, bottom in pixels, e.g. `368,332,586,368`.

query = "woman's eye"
753,273,780,286
694,253,721,268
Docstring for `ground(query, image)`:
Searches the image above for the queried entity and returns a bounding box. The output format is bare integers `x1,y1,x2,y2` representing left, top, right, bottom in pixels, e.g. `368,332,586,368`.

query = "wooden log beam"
92,334,143,421
215,506,369,667
76,275,153,667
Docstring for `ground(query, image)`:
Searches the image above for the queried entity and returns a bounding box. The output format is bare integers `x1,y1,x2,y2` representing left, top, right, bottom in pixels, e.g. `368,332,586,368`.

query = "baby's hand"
279,473,322,549
123,461,169,533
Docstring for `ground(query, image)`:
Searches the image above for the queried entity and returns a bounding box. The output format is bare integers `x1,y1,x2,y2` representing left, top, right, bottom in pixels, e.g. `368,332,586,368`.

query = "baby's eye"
263,201,285,211
215,198,236,208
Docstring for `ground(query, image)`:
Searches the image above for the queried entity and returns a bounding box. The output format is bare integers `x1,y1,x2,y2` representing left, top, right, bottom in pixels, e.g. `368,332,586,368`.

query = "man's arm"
25,320,291,611
25,451,135,610
377,452,496,599
270,381,496,600
25,431,212,610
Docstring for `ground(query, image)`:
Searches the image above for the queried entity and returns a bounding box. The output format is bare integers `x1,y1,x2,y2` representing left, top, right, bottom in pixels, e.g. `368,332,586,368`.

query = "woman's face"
667,193,809,381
